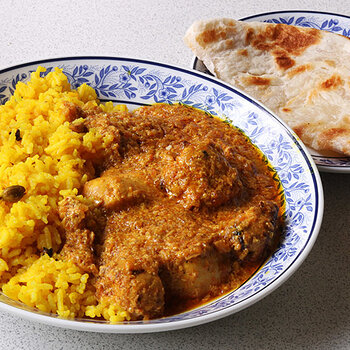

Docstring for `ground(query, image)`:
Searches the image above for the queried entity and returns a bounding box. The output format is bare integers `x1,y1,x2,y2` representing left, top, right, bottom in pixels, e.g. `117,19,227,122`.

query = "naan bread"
184,18,350,155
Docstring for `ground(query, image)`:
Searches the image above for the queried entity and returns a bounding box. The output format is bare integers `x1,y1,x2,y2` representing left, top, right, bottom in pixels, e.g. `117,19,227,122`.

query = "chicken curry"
58,103,282,320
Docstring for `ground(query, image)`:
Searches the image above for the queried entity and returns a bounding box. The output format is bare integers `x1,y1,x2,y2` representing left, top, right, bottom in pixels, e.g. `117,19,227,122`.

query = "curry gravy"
59,103,283,320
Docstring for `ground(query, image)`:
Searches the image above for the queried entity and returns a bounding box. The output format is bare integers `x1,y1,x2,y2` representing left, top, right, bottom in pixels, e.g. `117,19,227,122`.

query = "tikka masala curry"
58,103,282,320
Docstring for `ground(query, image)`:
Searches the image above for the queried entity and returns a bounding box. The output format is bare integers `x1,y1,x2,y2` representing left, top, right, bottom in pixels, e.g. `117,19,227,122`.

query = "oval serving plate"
192,10,350,173
0,57,323,333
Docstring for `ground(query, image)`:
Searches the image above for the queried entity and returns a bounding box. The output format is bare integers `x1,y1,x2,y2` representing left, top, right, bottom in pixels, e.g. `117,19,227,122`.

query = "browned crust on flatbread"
320,128,348,139
245,28,255,45
282,107,291,112
224,39,235,49
237,48,248,56
243,76,271,86
246,24,321,55
318,128,349,152
274,55,295,70
287,64,313,78
294,125,350,154
306,75,343,102
196,20,236,47
325,59,336,67
320,75,343,90
245,23,321,70
293,125,306,139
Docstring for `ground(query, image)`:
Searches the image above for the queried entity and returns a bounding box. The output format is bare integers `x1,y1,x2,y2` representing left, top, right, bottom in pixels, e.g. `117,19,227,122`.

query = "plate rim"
191,9,350,173
0,56,324,333
239,9,350,21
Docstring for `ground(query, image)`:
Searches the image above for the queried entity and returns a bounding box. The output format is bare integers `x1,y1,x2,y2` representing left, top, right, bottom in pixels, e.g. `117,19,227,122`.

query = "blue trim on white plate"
240,9,350,21
0,56,323,332
0,56,316,137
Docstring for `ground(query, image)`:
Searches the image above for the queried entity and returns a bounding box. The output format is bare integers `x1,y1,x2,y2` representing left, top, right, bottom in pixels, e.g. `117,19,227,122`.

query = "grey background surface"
0,0,349,349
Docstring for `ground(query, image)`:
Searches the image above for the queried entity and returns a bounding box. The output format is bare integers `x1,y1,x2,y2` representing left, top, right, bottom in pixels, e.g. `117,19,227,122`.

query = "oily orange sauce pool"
60,103,283,320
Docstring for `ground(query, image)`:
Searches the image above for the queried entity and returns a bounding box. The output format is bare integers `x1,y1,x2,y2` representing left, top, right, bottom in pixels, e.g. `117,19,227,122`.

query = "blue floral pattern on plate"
193,11,350,173
264,15,350,37
0,57,323,331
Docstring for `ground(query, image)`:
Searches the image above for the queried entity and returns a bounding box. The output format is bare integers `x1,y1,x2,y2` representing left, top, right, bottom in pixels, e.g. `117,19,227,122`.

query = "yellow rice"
0,67,130,322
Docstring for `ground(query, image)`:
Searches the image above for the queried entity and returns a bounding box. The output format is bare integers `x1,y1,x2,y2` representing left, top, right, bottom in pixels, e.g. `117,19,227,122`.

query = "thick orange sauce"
61,103,284,320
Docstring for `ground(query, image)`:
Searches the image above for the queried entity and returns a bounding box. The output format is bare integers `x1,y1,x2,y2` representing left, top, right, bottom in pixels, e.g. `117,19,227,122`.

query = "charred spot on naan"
320,74,343,90
245,28,255,46
224,39,236,50
246,24,321,55
274,54,295,70
287,64,313,78
243,76,271,87
321,128,348,139
325,59,336,67
245,24,321,70
293,125,306,139
318,128,350,154
237,49,248,56
307,74,344,102
196,20,237,47
294,125,350,154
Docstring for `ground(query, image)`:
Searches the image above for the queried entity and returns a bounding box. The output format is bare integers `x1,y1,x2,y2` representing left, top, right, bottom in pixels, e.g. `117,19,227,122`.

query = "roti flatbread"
184,18,350,155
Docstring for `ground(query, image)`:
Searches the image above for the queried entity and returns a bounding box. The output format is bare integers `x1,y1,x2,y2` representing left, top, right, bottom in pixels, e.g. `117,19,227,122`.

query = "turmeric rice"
0,67,130,322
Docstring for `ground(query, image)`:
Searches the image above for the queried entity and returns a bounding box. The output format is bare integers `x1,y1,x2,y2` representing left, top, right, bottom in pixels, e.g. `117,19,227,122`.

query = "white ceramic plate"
192,10,350,173
0,57,323,333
